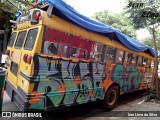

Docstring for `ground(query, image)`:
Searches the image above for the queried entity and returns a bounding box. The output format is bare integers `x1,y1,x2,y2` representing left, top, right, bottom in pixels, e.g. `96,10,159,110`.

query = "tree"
125,0,160,98
0,1,17,32
142,30,160,50
92,10,137,39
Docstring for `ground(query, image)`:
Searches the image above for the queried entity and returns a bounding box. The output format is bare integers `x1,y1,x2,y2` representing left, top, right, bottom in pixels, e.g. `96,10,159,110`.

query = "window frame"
137,56,143,66
24,28,38,51
115,49,125,64
8,32,17,47
105,46,116,63
94,43,104,63
14,31,27,49
131,54,138,65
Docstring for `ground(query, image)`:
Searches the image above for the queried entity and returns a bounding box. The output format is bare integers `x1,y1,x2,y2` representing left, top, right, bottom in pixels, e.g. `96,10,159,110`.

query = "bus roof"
40,0,155,56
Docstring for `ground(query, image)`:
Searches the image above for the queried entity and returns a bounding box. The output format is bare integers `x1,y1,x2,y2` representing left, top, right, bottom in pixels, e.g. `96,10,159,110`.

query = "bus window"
115,49,124,64
147,58,151,68
44,41,59,55
69,47,79,58
69,48,87,59
58,33,70,57
8,32,17,47
10,61,18,76
105,46,116,63
24,28,38,50
143,57,148,66
89,42,96,59
58,45,69,57
15,31,27,49
151,60,154,69
138,56,143,66
95,43,103,62
124,52,128,64
80,49,88,59
124,52,132,64
90,51,94,59
131,54,138,64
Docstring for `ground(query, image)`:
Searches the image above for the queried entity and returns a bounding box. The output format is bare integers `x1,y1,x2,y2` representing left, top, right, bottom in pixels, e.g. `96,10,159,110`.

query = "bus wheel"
103,85,119,111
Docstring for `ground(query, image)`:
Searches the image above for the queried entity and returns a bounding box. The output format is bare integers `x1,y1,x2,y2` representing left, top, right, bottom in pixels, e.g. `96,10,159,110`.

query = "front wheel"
103,85,119,110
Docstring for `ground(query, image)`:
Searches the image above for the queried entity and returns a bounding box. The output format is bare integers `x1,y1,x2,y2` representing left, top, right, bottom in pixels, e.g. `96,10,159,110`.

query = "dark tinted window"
8,32,17,47
43,41,59,55
10,61,18,77
15,31,27,49
24,28,38,50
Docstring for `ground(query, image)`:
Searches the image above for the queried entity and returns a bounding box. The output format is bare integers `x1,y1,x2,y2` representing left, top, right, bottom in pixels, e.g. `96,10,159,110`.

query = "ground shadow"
42,90,149,119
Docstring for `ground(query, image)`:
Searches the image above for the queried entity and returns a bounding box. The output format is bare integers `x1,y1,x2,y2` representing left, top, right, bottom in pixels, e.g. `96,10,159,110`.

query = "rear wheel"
103,85,119,110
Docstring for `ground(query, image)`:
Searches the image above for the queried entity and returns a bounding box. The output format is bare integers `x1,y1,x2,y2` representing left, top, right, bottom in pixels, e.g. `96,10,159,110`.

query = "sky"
67,0,125,17
66,0,151,40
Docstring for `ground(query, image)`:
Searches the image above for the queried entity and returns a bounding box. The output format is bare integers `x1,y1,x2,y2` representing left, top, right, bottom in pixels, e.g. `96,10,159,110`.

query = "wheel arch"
106,82,120,97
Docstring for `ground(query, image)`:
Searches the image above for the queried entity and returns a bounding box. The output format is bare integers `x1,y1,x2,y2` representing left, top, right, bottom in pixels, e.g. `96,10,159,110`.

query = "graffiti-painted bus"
5,1,155,111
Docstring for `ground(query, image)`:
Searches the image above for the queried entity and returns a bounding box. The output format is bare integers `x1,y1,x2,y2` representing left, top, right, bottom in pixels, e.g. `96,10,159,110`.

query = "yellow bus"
5,2,154,111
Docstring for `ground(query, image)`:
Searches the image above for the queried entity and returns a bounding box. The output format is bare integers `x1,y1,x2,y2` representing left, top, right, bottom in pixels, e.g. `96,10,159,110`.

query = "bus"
5,1,155,111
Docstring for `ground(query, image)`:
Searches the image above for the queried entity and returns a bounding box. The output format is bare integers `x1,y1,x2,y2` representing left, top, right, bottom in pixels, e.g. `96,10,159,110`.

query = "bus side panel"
27,54,106,110
104,64,144,95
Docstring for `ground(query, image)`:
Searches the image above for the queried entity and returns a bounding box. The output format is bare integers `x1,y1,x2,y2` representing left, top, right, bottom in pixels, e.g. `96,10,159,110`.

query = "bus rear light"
35,12,40,20
27,55,32,64
5,50,10,55
23,54,28,63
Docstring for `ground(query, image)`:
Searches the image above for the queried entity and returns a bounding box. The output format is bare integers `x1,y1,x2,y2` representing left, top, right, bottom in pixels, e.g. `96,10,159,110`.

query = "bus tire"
103,85,119,111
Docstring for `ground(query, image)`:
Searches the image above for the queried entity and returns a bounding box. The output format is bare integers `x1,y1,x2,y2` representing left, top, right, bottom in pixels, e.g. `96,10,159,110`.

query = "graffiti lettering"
28,54,144,110
112,65,142,92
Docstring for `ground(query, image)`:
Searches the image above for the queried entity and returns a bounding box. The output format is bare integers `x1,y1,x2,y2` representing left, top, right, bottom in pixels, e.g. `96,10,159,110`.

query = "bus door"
9,31,27,87
5,32,17,67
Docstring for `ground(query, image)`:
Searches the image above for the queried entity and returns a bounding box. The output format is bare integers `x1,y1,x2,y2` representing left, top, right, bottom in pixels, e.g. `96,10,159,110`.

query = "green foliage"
124,0,160,98
0,0,28,31
124,0,160,29
92,10,137,39
0,1,17,13
0,1,16,31
142,30,160,50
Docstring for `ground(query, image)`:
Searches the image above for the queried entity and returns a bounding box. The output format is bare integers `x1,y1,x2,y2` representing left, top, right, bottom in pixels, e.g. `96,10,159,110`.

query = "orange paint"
74,76,81,85
61,57,70,60
29,98,40,104
28,91,43,104
89,91,94,97
102,79,113,92
52,56,60,59
72,59,79,62
57,84,66,92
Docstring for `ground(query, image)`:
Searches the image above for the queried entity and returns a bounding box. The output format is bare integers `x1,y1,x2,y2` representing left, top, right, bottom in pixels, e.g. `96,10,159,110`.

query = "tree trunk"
152,26,159,98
